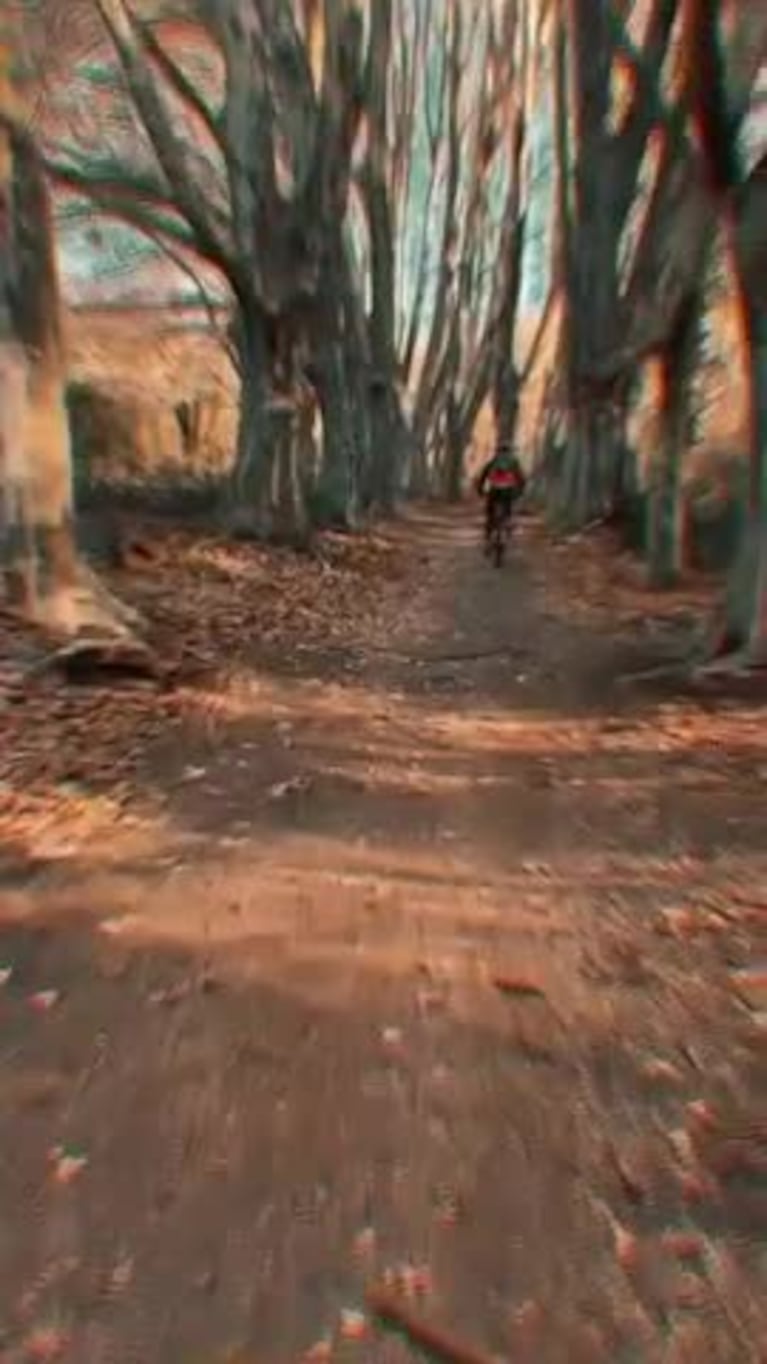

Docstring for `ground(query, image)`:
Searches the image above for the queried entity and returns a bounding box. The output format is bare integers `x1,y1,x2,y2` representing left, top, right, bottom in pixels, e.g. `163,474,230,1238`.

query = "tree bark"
228,300,275,531
360,0,411,514
309,236,373,529
680,0,767,665
645,296,700,588
271,403,311,548
0,124,137,639
712,296,767,662
311,338,363,529
228,300,314,543
443,392,464,503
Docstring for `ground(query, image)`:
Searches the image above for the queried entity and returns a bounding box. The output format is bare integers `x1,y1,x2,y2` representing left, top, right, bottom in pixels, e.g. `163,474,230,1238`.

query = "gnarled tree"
0,27,138,640
28,0,376,533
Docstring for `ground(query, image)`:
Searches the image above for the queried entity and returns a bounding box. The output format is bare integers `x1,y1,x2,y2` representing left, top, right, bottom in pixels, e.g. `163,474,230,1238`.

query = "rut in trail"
0,508,765,1364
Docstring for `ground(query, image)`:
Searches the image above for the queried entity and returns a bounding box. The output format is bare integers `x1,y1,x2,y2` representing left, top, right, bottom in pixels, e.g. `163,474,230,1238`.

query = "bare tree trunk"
0,134,77,624
549,0,680,530
712,293,767,663
718,169,767,661
645,296,700,587
228,303,275,532
646,387,686,588
443,392,464,503
311,337,363,530
0,123,137,639
308,233,378,529
361,0,411,514
228,301,313,543
367,379,409,512
271,403,311,548
680,0,767,665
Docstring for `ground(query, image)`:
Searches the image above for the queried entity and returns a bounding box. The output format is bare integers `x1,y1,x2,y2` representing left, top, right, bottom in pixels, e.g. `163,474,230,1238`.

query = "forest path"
1,507,765,1363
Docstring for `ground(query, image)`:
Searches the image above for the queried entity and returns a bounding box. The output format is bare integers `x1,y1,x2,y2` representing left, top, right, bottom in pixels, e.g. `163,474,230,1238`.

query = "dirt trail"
1,509,765,1364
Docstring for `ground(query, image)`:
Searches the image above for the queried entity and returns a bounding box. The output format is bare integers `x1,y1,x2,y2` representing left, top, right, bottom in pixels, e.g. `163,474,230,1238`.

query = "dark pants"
485,490,514,540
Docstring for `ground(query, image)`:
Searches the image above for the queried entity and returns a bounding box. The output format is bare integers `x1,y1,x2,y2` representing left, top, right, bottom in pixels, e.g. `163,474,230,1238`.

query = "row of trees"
34,0,533,521
1,1,766,663
529,0,767,661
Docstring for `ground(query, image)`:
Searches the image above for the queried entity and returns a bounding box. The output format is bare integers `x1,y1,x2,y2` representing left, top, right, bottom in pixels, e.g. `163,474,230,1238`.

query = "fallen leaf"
704,1133,767,1181
660,1230,706,1262
339,1309,367,1341
433,1186,463,1226
380,1262,433,1299
48,1146,88,1185
685,1100,718,1132
268,775,312,801
670,1271,708,1310
98,915,142,937
492,974,546,999
640,1057,684,1086
666,1128,696,1168
28,990,60,1013
181,765,207,781
729,964,767,1012
193,1268,218,1295
381,1025,404,1050
21,1326,70,1361
676,1167,718,1205
352,1227,376,1258
656,908,701,939
614,1223,641,1272
147,981,192,1007
109,1255,135,1294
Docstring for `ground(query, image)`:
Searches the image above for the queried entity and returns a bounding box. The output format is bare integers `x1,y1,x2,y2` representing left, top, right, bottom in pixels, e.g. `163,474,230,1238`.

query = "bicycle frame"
486,500,512,567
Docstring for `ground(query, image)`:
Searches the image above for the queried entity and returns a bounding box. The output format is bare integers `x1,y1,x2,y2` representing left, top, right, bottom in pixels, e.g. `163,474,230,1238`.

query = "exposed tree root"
29,635,163,686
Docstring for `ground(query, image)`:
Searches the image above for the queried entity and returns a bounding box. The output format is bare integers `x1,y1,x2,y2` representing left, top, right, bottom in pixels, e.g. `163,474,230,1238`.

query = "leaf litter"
0,523,409,857
1,509,766,1360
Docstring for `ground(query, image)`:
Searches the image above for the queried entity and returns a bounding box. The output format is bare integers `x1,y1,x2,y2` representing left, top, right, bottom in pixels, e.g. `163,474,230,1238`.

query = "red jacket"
477,454,526,498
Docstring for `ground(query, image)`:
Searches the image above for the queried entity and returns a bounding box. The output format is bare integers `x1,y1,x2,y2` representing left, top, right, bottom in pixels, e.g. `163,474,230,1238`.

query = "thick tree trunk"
311,339,362,529
0,340,35,612
367,377,410,513
553,403,615,529
305,238,373,530
228,302,277,531
358,0,411,515
0,348,80,623
0,136,79,627
645,295,700,587
0,126,138,640
406,449,425,500
646,363,687,589
711,302,767,663
646,452,686,590
228,301,312,543
270,402,311,548
443,394,464,503
493,373,519,454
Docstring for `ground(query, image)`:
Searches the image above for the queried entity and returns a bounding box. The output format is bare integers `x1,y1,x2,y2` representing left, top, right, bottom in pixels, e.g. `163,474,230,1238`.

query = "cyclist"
476,441,526,551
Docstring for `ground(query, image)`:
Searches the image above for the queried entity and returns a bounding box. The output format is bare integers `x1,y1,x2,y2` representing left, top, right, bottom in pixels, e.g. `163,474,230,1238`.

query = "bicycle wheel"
491,525,505,567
